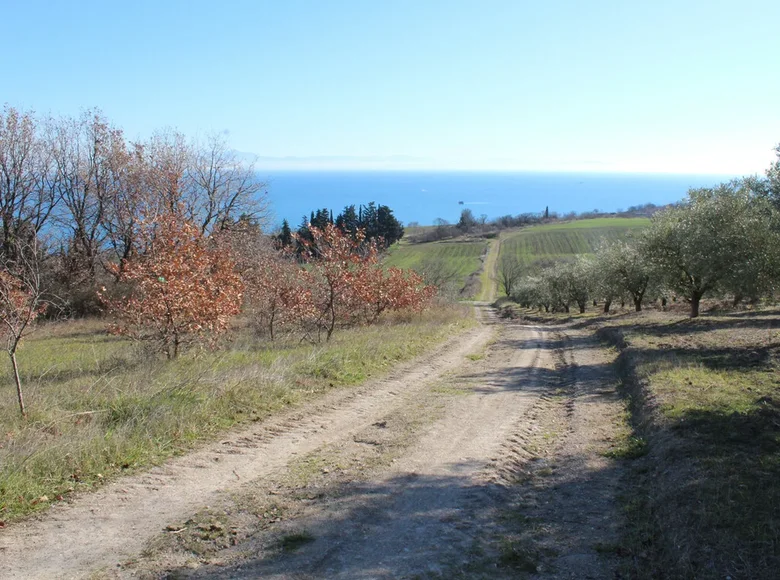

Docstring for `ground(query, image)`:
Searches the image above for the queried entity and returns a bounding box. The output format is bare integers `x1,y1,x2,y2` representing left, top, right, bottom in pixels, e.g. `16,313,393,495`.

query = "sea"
260,171,739,228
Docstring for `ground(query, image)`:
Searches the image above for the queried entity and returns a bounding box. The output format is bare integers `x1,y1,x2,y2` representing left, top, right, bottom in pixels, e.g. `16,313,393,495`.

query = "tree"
0,240,47,417
243,249,313,340
643,183,779,317
356,266,436,323
335,205,359,238
374,204,404,246
457,208,478,232
136,130,269,236
0,106,59,262
765,143,780,206
595,238,654,312
188,133,270,235
277,219,293,248
497,254,523,297
512,276,546,310
296,223,373,341
101,212,244,358
566,258,592,313
294,223,433,341
538,260,590,313
415,258,463,298
50,109,126,283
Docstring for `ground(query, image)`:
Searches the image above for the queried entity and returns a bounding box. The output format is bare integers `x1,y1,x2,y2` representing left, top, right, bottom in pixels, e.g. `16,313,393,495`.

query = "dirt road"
1,307,626,579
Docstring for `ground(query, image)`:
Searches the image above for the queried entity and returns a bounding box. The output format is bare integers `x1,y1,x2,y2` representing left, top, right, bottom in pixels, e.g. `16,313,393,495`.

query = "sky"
2,0,779,174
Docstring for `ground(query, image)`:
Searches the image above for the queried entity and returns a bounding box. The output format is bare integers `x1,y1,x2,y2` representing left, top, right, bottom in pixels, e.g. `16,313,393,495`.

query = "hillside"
386,218,650,297
383,238,489,295
498,217,649,269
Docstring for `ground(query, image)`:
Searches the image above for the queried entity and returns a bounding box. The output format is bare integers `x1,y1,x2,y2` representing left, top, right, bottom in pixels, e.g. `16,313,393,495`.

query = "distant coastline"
262,170,738,227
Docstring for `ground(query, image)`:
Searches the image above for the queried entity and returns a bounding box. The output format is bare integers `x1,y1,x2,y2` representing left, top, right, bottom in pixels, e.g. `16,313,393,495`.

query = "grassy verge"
596,310,780,579
0,305,474,522
477,237,500,302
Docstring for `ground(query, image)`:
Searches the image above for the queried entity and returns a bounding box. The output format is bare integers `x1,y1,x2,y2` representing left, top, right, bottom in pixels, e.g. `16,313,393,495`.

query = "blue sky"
3,0,779,174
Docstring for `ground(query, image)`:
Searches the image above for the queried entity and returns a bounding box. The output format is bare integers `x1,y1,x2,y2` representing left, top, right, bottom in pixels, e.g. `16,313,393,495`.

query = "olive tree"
643,183,779,317
594,238,655,312
537,259,591,313
567,257,593,313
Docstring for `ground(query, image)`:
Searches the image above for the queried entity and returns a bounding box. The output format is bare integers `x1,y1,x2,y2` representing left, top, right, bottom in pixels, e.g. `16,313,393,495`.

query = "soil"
0,306,628,579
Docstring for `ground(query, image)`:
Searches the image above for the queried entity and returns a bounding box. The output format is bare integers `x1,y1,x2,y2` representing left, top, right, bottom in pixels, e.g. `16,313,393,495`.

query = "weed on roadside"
0,307,473,521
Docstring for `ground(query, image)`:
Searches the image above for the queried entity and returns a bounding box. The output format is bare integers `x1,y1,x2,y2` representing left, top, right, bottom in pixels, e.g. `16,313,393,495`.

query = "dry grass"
0,305,474,522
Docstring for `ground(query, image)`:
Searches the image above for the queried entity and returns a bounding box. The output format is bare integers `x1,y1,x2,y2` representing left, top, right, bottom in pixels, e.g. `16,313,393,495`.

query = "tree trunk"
578,301,586,314
603,300,611,313
10,351,26,418
326,296,336,341
690,291,703,318
732,294,743,307
563,304,570,313
634,298,643,312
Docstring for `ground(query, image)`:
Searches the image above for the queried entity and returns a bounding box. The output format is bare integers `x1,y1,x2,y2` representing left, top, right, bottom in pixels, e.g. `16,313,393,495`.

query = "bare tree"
497,254,523,297
49,110,127,281
416,257,462,298
0,239,47,417
135,130,269,236
189,133,270,235
0,105,59,261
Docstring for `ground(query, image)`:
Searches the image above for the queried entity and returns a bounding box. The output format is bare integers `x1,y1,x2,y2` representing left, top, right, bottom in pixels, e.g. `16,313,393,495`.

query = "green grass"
0,306,474,521
499,218,649,270
477,238,501,301
384,239,488,292
597,310,780,579
279,531,315,552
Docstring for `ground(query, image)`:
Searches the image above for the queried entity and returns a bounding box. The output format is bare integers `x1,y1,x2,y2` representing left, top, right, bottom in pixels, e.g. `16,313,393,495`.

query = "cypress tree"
278,219,293,247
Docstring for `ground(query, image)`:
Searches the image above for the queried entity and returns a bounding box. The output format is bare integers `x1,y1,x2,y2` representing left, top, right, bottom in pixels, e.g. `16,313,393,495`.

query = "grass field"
594,309,780,579
499,217,649,269
498,303,780,578
384,239,488,294
0,307,474,522
386,218,650,298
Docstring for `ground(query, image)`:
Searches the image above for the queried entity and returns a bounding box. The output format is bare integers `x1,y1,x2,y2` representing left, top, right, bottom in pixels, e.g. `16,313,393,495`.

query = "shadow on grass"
621,401,780,580
599,325,780,579
15,354,148,386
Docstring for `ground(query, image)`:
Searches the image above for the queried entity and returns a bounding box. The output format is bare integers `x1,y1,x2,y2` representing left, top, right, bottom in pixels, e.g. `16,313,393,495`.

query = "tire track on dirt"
0,321,494,580
201,322,560,579
497,326,627,579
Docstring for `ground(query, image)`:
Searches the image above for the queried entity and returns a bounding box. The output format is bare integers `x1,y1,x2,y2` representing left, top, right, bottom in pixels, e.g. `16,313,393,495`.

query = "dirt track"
1,306,626,579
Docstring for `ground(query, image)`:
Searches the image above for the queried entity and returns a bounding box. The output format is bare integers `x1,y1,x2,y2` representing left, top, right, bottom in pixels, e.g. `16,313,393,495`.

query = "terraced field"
385,218,649,297
499,217,649,269
384,239,488,290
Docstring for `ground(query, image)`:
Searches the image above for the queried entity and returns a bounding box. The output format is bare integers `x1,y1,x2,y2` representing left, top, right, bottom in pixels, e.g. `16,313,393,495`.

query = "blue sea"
261,171,737,227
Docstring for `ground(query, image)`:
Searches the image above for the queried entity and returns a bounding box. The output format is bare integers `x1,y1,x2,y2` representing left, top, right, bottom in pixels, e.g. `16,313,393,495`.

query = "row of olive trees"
507,177,780,318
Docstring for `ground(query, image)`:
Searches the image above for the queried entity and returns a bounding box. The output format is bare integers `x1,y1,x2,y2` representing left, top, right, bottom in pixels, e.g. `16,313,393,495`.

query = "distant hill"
499,217,650,270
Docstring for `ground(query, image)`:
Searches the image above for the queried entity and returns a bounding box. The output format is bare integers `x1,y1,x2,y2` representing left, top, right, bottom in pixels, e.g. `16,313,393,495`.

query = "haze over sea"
263,171,739,227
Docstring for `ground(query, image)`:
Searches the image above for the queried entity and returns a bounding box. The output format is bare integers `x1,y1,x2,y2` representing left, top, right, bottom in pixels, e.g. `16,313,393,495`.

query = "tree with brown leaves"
101,212,243,358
